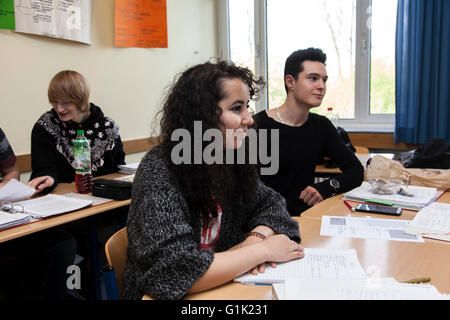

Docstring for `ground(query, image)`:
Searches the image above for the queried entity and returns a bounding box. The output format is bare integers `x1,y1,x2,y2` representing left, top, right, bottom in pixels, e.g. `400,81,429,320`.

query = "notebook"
1,194,93,219
0,210,32,230
234,248,366,284
343,182,440,210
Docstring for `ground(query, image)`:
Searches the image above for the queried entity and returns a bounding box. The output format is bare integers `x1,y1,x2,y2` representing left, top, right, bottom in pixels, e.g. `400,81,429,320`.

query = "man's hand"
28,176,55,193
299,186,324,207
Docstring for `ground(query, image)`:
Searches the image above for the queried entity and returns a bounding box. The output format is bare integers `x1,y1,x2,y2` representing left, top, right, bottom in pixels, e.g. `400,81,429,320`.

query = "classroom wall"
0,0,218,156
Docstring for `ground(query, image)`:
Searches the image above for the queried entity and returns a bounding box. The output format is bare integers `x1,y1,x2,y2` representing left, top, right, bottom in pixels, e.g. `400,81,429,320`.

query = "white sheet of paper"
405,202,450,241
14,0,91,44
63,192,113,206
320,215,424,243
234,248,366,284
0,178,35,202
283,278,449,300
13,194,93,218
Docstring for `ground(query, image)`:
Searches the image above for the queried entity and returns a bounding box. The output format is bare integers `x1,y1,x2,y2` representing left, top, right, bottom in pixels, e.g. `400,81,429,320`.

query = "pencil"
343,200,353,212
401,277,431,284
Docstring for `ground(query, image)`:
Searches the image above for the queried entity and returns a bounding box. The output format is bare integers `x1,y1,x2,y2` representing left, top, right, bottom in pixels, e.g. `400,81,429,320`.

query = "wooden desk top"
296,217,450,294
301,190,450,221
0,174,130,243
177,191,450,300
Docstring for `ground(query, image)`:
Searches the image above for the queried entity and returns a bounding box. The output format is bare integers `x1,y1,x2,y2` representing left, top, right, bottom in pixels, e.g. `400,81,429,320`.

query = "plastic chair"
103,227,128,299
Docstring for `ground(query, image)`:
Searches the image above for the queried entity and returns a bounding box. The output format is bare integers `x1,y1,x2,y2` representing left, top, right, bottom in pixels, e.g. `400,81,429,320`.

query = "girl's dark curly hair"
158,60,265,219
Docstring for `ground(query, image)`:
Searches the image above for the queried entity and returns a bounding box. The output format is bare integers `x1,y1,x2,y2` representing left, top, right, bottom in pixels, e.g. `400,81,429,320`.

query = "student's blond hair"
48,70,90,112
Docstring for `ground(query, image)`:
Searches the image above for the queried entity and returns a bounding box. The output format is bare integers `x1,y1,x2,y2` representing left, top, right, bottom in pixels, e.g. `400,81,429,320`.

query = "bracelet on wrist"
245,231,266,240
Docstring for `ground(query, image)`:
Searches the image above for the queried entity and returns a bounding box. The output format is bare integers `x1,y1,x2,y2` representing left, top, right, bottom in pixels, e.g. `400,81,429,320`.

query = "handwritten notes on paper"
115,0,167,48
279,278,449,300
405,203,450,242
234,248,366,284
13,0,91,44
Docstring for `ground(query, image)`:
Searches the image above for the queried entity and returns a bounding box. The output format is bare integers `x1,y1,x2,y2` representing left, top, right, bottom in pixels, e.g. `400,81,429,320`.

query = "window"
370,0,397,115
228,0,256,113
220,0,398,131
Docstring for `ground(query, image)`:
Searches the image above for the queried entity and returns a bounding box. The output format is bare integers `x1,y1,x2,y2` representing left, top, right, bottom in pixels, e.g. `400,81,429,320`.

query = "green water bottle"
73,130,92,193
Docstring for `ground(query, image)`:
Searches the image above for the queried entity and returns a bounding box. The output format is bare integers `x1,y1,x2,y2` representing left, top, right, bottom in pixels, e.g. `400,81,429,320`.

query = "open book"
404,202,450,242
0,194,93,230
234,248,366,284
343,182,440,210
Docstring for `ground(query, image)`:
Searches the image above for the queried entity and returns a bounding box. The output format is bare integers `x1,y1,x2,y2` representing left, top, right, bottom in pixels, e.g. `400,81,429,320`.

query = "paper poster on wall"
0,0,15,30
14,0,91,44
115,0,167,48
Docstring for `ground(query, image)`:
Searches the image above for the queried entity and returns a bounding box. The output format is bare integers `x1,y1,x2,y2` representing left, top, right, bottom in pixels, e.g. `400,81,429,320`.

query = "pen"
343,200,353,212
363,199,393,206
401,277,431,284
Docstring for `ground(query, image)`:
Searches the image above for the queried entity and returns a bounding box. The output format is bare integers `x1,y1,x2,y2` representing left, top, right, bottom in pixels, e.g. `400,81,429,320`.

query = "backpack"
395,139,450,169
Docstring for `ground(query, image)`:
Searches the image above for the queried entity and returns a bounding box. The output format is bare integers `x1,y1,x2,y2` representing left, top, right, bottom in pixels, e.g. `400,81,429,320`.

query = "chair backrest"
105,227,128,299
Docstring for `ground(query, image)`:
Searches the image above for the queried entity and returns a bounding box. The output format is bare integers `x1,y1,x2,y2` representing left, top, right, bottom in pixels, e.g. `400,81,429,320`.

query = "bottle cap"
77,130,84,135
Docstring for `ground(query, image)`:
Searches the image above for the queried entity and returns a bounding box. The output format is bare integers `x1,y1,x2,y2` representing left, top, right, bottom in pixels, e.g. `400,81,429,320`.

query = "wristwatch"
329,179,340,195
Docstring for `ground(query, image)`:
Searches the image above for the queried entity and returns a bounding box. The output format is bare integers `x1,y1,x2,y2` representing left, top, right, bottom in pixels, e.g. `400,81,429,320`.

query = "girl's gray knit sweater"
124,145,301,300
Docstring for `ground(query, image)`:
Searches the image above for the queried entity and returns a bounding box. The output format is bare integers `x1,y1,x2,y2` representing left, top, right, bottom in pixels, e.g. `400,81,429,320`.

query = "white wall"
0,0,218,156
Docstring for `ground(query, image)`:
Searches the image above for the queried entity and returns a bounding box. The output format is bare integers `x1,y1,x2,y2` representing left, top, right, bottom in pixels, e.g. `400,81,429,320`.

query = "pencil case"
92,178,132,200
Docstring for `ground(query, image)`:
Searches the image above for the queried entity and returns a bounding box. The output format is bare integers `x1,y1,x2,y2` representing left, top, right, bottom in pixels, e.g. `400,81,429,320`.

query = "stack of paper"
344,182,440,210
0,210,33,230
115,174,135,183
62,192,114,206
273,278,449,300
405,202,450,242
234,248,366,284
118,163,139,175
9,194,93,218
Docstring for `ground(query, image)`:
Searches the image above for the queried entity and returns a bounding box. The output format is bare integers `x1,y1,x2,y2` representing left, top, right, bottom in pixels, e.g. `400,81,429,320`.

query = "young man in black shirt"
254,48,364,216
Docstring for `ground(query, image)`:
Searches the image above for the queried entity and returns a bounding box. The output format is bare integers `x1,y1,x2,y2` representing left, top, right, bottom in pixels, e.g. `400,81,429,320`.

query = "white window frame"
218,0,395,132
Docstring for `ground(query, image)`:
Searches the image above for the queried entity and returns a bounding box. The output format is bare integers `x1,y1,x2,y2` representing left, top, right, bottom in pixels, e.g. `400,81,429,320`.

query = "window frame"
218,0,395,132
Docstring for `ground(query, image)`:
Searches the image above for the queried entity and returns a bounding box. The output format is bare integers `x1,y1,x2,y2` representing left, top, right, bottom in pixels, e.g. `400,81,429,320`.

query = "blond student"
28,70,125,193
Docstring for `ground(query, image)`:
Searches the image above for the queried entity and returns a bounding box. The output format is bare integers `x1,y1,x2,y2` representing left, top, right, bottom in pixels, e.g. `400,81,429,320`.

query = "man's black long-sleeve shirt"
254,110,364,216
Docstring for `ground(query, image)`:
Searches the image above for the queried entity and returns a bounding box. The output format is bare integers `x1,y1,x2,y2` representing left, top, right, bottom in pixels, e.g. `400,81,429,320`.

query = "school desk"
141,190,450,300
0,173,131,299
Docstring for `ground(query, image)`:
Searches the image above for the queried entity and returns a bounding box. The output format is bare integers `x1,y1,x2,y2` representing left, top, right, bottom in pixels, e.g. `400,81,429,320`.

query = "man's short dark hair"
284,47,327,93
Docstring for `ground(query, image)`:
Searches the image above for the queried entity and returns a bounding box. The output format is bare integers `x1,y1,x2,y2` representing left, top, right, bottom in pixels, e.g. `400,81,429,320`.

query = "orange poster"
115,0,167,48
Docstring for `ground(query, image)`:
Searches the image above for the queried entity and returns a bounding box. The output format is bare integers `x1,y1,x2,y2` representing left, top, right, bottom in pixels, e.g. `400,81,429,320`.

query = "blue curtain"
395,0,450,144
